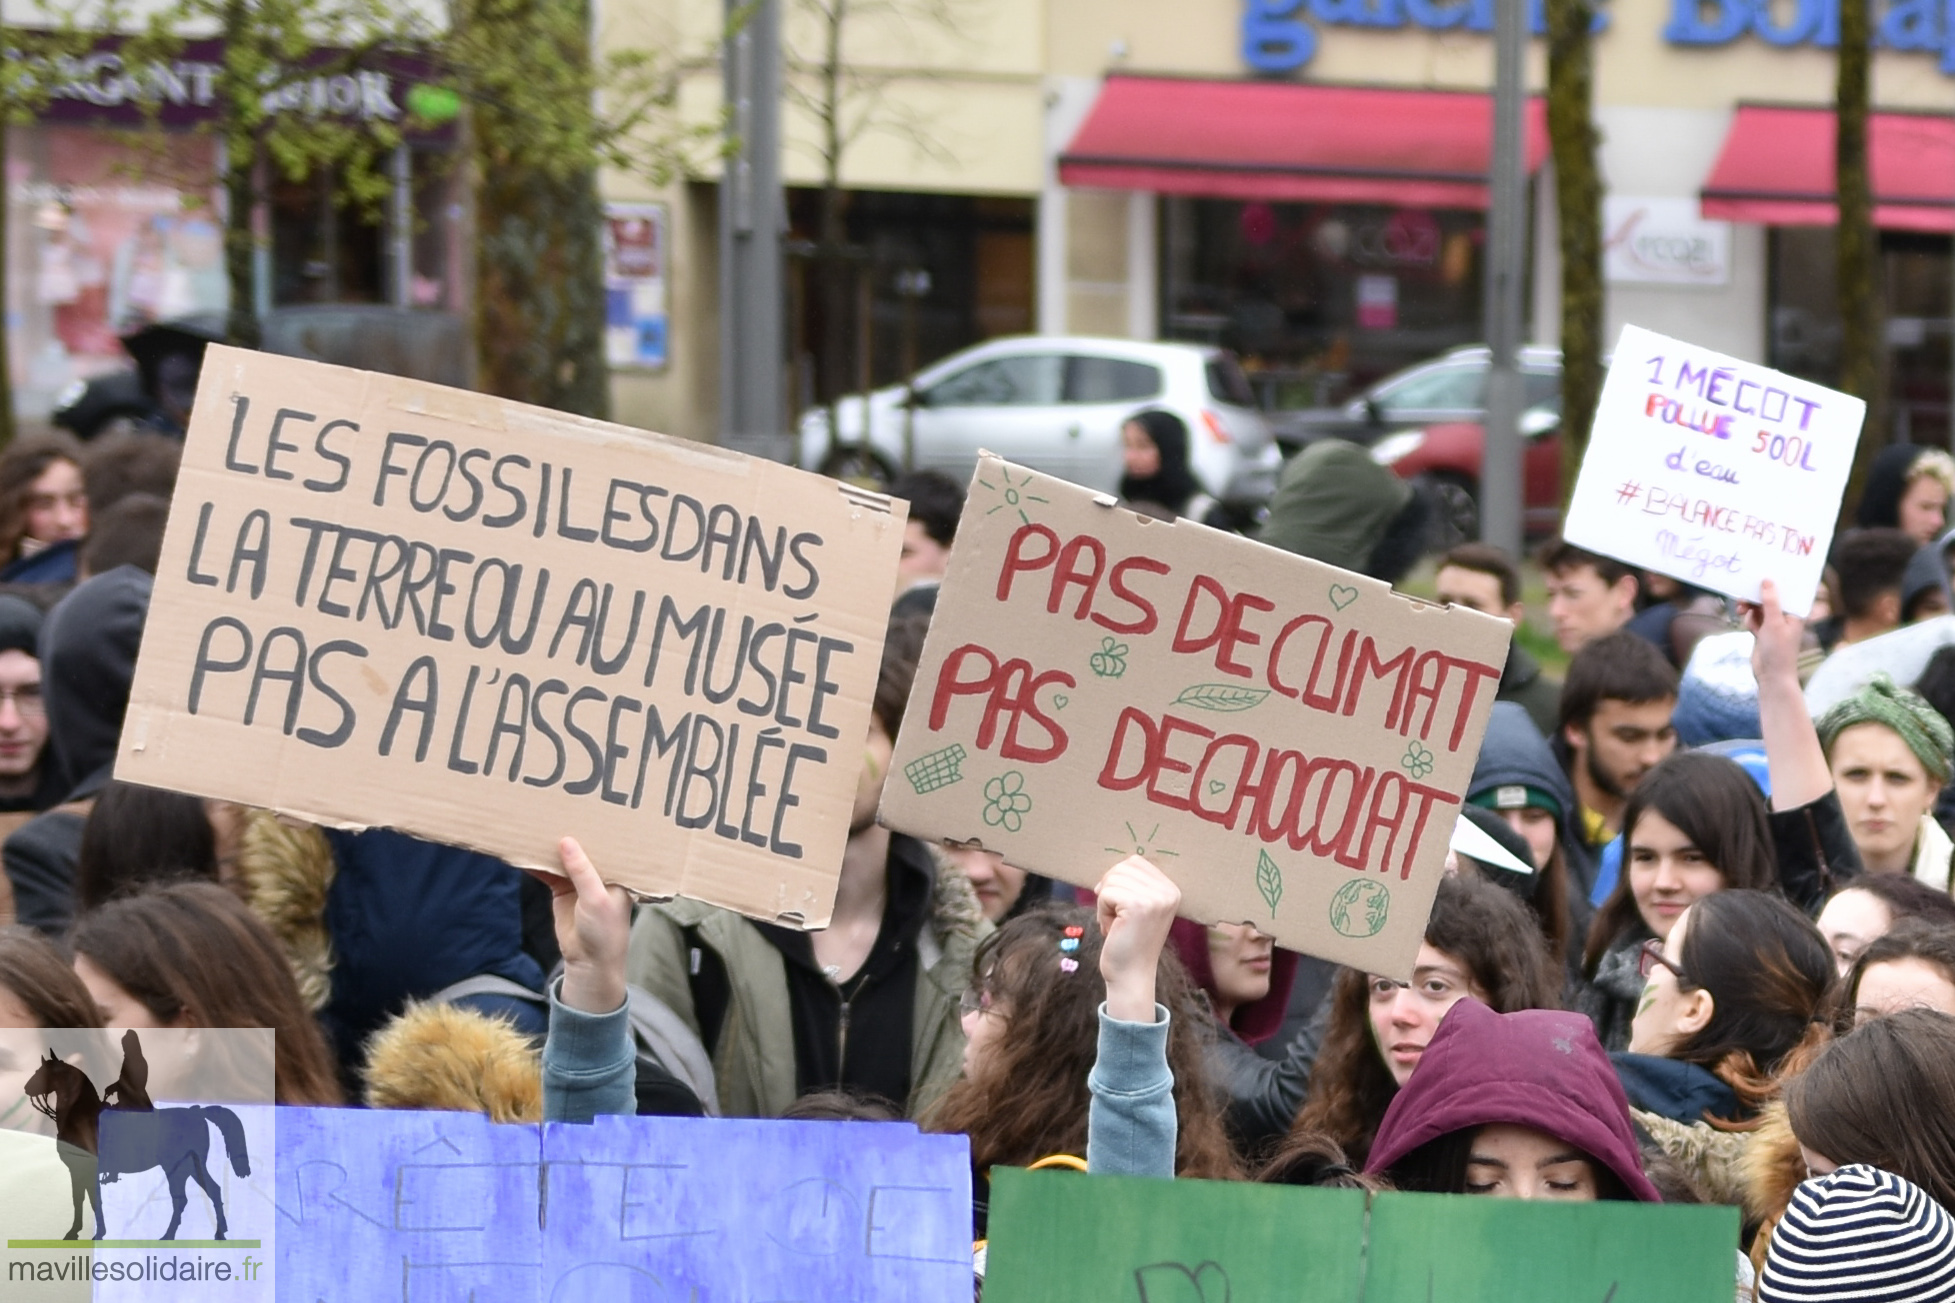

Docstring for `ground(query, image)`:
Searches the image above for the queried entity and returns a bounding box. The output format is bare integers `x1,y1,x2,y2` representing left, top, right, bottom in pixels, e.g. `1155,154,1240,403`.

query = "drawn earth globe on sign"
1328,879,1391,938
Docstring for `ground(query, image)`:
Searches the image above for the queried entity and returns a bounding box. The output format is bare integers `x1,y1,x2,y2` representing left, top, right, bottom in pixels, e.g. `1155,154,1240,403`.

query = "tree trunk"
0,114,15,445
818,0,851,458
220,0,261,348
470,0,610,418
1836,0,1882,509
1547,0,1602,509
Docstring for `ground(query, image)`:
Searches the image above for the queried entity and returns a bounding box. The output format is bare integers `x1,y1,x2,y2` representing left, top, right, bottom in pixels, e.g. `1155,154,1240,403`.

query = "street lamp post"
1482,0,1530,556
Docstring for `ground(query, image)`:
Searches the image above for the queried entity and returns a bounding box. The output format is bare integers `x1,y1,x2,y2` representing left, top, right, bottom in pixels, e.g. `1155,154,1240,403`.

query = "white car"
798,336,1280,506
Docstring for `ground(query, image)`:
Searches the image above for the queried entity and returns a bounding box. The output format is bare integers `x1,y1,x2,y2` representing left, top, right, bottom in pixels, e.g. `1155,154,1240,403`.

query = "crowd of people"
7,418,1955,1298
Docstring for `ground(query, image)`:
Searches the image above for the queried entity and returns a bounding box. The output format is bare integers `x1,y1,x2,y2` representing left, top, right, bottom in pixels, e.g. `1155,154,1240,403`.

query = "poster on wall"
1563,324,1863,618
604,203,668,369
8,126,227,417
1603,197,1731,286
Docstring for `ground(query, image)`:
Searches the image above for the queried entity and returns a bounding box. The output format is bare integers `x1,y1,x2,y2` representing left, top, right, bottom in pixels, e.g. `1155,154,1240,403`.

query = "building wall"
602,0,1954,439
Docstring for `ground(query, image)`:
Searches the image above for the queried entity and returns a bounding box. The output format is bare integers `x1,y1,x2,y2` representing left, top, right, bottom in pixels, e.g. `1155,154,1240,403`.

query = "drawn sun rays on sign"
979,467,1050,526
1105,821,1180,861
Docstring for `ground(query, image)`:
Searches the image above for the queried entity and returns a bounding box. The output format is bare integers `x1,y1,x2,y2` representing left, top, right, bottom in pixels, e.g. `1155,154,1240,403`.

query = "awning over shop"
1701,106,1955,233
1057,76,1549,211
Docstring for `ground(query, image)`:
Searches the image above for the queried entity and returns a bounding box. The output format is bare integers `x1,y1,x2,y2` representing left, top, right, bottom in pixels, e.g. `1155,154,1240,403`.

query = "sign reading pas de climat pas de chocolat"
880,456,1511,972
1564,324,1864,620
119,347,904,926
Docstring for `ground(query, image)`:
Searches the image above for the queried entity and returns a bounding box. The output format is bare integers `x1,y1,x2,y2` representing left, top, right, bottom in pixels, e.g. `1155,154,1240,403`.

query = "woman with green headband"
1817,674,1955,888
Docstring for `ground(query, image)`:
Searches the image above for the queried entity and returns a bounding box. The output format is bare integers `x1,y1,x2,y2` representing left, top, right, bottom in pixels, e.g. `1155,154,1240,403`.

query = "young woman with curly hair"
1288,872,1561,1166
924,858,1240,1232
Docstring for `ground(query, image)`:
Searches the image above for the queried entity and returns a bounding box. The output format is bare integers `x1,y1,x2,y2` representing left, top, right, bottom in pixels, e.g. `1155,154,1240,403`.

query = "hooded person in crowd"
4,565,148,935
1435,544,1559,736
1161,915,1305,1152
0,596,63,836
1816,674,1955,889
1256,439,1433,583
1119,410,1213,523
1363,1000,1663,1202
1290,874,1560,1166
1903,545,1951,624
1468,701,1594,968
1856,444,1955,546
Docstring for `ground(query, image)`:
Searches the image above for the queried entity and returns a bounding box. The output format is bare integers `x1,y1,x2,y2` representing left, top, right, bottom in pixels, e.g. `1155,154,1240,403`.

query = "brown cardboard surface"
118,346,904,928
880,456,1512,973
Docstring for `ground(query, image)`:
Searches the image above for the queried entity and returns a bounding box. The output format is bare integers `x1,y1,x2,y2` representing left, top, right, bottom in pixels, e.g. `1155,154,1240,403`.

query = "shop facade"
613,0,1953,445
6,39,468,421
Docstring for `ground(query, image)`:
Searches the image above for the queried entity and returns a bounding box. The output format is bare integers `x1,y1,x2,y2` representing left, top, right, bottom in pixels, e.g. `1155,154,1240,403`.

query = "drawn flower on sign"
1089,636,1129,679
1400,742,1435,779
983,771,1033,833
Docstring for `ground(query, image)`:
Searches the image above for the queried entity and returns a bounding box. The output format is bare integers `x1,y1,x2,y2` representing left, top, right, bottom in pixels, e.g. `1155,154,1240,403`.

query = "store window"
1770,227,1953,446
7,124,224,417
1162,197,1493,407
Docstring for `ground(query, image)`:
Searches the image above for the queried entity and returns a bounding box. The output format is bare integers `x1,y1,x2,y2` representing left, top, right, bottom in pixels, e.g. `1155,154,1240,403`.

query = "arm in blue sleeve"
1087,1002,1176,1179
542,976,637,1123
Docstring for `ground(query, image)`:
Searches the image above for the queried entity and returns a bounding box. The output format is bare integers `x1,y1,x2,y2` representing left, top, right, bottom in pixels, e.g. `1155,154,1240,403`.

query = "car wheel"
1428,473,1480,546
817,445,899,491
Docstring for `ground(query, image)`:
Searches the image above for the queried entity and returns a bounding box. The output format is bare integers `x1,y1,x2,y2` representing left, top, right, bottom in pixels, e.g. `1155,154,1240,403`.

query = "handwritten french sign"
118,347,904,927
879,456,1512,972
1564,324,1864,618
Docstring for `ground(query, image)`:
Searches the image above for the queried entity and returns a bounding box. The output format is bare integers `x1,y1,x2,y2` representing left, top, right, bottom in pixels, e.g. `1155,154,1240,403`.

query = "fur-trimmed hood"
236,809,337,1011
363,1001,541,1123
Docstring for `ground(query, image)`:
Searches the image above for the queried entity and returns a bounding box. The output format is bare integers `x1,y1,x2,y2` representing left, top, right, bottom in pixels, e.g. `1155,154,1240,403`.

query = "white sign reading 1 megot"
1563,324,1864,619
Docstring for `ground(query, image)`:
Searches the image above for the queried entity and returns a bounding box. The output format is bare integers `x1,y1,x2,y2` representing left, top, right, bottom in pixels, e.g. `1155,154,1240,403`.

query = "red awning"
1058,76,1549,211
1701,105,1955,232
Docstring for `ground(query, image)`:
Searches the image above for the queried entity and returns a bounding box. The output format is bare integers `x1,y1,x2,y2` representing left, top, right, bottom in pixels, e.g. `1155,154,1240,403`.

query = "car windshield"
1205,354,1257,408
1371,361,1487,414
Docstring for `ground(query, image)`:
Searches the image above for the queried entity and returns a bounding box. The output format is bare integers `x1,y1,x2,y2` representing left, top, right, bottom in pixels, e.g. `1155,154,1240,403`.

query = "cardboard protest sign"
984,1169,1740,1303
880,456,1512,972
119,347,904,926
275,1108,972,1302
1564,324,1864,618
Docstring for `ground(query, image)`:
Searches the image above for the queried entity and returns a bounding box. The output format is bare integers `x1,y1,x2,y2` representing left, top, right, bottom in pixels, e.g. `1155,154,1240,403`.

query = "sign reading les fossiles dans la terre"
1564,323,1863,619
880,457,1511,973
119,346,904,927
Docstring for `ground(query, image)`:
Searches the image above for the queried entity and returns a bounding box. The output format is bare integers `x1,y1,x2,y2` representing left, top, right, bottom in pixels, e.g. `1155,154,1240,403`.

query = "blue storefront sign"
1242,0,1955,76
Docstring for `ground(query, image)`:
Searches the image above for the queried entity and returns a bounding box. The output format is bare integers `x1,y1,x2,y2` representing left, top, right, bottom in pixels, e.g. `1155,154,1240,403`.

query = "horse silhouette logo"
22,1029,251,1241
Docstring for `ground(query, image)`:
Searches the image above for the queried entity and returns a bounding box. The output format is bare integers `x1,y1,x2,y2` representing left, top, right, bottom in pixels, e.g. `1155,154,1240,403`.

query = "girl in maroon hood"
1290,874,1560,1165
1364,999,1663,1202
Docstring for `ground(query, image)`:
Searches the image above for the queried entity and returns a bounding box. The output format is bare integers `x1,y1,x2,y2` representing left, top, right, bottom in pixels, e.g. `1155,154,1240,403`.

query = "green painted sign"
984,1169,1739,1303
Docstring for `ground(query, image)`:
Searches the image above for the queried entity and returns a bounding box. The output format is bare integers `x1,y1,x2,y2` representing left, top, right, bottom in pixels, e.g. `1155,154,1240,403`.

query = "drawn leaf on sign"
1256,850,1283,918
1173,684,1269,713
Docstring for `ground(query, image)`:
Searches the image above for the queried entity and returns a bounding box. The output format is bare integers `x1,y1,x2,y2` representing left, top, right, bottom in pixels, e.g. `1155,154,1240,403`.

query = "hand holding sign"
1563,325,1863,617
1095,856,1181,1022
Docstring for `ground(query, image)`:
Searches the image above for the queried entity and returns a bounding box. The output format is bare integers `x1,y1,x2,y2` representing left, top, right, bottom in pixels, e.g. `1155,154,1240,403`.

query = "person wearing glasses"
1576,580,1861,1054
